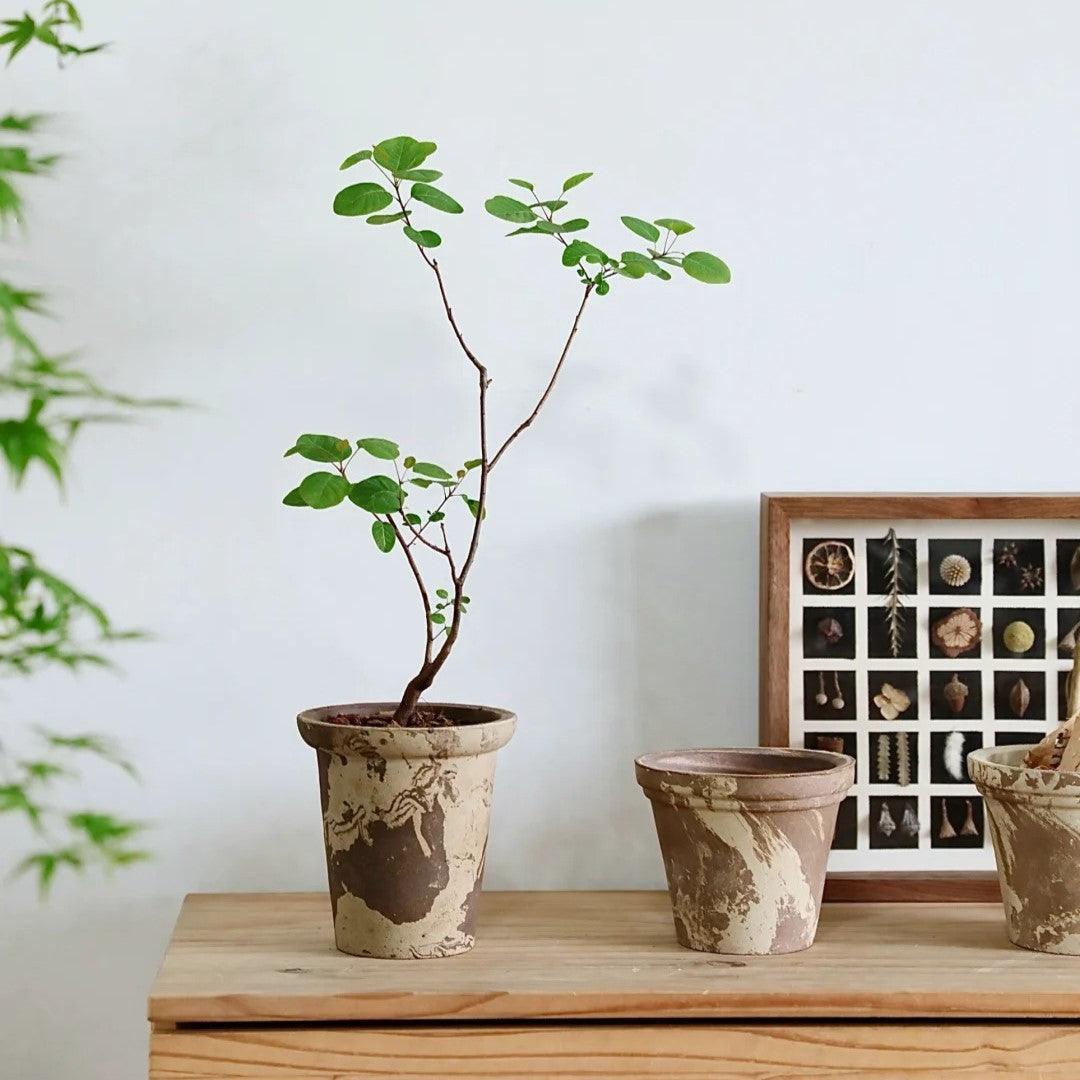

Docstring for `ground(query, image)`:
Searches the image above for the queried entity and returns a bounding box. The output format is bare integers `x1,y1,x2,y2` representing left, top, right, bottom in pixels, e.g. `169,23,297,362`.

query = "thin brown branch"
387,516,434,664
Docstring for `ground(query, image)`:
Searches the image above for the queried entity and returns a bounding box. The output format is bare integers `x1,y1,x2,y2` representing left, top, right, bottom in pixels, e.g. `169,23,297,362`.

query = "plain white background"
3,2,1078,1075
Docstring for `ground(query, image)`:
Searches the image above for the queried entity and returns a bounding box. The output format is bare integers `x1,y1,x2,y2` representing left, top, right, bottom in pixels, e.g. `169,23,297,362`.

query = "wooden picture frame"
760,493,1080,902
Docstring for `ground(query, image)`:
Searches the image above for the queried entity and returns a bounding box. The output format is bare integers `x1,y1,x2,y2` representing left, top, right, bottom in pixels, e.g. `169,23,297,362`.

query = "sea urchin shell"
939,554,972,588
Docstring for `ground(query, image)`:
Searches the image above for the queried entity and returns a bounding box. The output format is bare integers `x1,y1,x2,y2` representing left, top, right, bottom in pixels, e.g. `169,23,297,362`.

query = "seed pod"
1009,677,1031,718
1003,620,1035,656
943,673,968,715
817,617,843,645
939,554,972,588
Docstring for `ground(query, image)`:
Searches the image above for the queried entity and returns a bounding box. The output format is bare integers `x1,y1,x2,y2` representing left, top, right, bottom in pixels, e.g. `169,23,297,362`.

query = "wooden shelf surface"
149,890,1080,1025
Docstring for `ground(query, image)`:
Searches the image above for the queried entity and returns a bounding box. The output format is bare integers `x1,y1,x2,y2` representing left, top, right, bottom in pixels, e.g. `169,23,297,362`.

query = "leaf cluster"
1,1,103,65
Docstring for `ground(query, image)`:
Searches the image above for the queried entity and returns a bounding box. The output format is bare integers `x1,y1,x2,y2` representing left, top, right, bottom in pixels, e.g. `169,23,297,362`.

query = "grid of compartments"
789,521,1080,870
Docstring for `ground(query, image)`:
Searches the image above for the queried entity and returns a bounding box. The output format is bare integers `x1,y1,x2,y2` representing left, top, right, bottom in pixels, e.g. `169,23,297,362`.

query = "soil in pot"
636,747,854,955
970,744,1080,954
298,702,515,959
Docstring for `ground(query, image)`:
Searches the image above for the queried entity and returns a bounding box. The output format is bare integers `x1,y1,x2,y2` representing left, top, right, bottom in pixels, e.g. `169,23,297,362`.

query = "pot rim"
635,746,853,780
297,700,516,731
968,743,1080,798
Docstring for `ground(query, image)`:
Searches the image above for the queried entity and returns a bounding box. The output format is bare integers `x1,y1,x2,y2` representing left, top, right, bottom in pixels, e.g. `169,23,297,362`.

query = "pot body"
298,702,515,959
970,745,1080,954
636,747,854,955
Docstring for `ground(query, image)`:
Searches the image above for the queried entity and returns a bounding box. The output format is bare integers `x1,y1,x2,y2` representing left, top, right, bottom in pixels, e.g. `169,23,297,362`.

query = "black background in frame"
928,606,984,660
993,670,1046,721
928,539,982,596
868,730,918,786
993,539,1045,596
802,537,856,596
929,670,982,721
803,670,856,720
1057,540,1080,597
931,795,984,849
869,796,919,849
930,730,983,783
1056,608,1080,655
802,606,856,660
992,607,1045,659
866,605,917,659
831,796,857,850
865,534,916,597
867,670,918,721
994,730,1046,747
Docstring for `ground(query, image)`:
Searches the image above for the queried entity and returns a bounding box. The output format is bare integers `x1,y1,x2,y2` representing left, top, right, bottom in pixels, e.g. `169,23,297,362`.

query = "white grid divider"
789,519,1076,873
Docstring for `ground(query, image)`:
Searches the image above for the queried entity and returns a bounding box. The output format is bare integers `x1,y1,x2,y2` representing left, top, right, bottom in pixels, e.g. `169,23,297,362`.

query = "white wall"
3,1,1078,1075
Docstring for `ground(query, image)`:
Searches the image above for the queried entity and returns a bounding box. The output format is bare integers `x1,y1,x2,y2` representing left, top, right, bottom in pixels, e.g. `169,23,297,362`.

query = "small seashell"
1003,620,1035,655
943,673,968,715
939,554,972,588
1009,677,1031,718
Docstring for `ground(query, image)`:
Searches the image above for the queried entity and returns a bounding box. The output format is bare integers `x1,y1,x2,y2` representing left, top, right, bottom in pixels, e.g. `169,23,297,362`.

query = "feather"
944,731,965,781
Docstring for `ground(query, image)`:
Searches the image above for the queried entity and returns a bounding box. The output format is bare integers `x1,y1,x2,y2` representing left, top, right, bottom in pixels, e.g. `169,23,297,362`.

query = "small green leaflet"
373,136,436,173
484,195,535,224
654,217,694,235
286,434,351,462
349,475,404,513
429,612,446,624
463,458,482,470
436,588,449,599
356,437,399,460
620,216,660,243
509,178,534,191
371,520,396,553
298,472,350,508
333,183,393,217
395,168,441,182
411,183,463,214
403,225,442,248
561,171,593,192
561,239,608,267
339,149,372,170
681,251,731,284
367,211,406,225
621,251,669,279
411,461,452,480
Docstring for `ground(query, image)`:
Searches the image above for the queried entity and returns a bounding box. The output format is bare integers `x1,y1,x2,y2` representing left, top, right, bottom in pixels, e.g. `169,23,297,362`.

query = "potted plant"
284,135,730,958
970,640,1080,954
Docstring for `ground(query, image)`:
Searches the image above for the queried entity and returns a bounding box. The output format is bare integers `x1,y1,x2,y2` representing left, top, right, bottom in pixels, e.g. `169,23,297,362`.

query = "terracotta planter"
635,747,854,955
297,702,515,959
970,744,1080,954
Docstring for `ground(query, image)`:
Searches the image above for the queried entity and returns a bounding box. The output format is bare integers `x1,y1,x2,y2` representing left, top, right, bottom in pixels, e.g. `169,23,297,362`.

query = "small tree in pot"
286,136,729,958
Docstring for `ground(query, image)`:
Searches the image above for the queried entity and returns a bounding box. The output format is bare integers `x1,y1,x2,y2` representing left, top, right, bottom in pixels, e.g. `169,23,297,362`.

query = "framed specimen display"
760,493,1080,901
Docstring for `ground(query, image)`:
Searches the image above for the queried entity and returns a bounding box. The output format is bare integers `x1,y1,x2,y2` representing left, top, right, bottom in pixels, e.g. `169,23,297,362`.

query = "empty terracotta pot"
970,744,1080,954
636,747,854,955
298,702,515,959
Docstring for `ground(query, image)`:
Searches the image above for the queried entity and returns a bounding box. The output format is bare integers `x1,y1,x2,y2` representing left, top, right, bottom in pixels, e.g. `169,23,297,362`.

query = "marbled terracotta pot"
970,745,1080,955
636,747,854,955
298,703,515,959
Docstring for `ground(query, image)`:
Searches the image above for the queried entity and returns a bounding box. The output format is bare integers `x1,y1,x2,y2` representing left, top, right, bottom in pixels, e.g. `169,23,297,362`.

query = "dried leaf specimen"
873,682,911,721
1009,677,1031,718
804,540,855,591
882,527,906,658
938,800,956,840
939,554,972,588
943,673,968,715
931,607,981,658
944,731,965,781
895,732,911,787
1002,620,1035,656
875,734,891,782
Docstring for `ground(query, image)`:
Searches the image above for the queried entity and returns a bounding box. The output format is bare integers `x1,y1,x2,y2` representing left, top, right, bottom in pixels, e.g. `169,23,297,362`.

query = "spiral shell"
939,554,972,588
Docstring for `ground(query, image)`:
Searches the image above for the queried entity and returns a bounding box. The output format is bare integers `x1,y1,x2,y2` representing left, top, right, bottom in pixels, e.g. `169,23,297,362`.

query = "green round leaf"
595,279,611,296
622,251,668,279
560,218,589,232
373,136,436,173
349,475,404,514
339,149,373,170
371,520,396,553
282,487,308,507
429,612,446,624
403,455,416,469
333,183,393,217
412,461,452,480
356,437,400,460
293,434,352,462
411,183,463,214
435,588,449,599
561,239,608,267
654,217,694,236
485,195,536,224
298,472,350,509
403,225,442,248
682,251,732,284
561,171,593,192
367,211,406,225
620,216,661,243
394,168,441,182
616,262,647,279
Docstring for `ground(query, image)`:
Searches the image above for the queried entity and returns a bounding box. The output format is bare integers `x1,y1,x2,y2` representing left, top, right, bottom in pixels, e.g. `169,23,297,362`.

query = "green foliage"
356,437,399,460
410,183,462,215
1,1,104,65
370,520,395,553
333,182,392,217
681,250,732,284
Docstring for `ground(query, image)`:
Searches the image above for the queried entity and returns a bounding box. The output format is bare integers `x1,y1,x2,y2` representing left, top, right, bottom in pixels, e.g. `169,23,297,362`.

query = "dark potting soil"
325,708,456,729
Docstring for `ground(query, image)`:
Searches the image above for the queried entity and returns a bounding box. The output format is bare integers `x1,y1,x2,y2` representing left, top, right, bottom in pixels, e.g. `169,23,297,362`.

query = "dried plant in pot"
970,641,1080,955
285,136,730,958
635,747,853,955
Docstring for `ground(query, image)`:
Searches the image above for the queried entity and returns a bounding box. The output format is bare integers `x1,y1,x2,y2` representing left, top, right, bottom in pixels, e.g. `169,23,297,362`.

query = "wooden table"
149,891,1080,1078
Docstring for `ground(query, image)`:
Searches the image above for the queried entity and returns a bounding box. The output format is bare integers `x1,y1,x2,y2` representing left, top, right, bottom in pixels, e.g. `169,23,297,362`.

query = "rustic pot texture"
297,703,515,959
636,747,854,955
970,744,1080,955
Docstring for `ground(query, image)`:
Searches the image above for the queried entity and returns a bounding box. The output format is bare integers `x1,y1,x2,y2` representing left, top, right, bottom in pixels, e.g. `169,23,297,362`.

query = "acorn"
943,673,968,714
939,554,972,588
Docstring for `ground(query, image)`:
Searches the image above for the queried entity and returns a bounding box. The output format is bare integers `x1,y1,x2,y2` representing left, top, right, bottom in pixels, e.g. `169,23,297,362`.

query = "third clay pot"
636,746,854,955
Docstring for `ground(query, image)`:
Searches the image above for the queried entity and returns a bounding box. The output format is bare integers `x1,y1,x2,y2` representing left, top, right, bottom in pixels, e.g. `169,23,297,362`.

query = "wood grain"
149,1023,1080,1079
823,871,1000,903
148,892,1080,1024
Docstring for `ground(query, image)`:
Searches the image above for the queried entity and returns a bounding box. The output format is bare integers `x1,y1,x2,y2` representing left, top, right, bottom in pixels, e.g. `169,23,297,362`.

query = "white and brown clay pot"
297,702,515,959
970,745,1080,955
635,747,854,955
